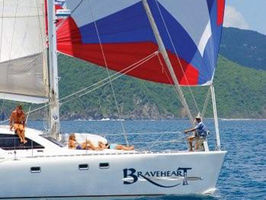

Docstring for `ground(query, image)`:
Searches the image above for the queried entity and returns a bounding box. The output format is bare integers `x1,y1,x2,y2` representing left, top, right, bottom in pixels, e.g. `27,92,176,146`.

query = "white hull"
0,0,226,198
0,150,225,198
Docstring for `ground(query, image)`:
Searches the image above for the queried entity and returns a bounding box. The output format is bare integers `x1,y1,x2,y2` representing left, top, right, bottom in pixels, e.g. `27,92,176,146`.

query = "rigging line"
0,52,158,125
201,86,211,118
60,52,158,103
102,130,183,137
60,52,157,107
43,52,158,118
70,0,84,15
157,52,187,111
134,139,184,145
43,103,49,132
154,0,200,115
0,99,5,120
148,133,165,151
75,54,157,98
25,104,32,124
88,0,129,146
76,95,89,113
0,103,49,124
54,53,158,115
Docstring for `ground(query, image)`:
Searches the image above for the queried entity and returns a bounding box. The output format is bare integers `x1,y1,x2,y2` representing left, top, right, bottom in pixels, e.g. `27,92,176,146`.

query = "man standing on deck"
184,115,208,151
9,105,27,144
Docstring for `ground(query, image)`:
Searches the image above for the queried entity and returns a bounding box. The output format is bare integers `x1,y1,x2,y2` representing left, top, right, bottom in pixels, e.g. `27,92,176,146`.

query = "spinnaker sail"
57,0,225,86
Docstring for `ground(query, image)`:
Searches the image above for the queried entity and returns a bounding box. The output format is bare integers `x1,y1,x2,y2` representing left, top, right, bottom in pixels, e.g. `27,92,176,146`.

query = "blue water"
26,119,265,200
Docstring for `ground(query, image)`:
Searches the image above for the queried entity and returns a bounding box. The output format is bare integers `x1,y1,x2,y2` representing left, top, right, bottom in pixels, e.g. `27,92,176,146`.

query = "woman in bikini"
68,134,97,150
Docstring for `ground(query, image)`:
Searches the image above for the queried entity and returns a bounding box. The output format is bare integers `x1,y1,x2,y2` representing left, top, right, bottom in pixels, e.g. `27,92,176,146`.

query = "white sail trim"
0,0,48,102
158,0,211,56
198,21,212,56
0,92,48,104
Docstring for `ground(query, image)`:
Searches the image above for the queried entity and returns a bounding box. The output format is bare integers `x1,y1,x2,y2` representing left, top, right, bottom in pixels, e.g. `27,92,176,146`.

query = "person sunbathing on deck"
68,134,97,150
98,141,134,151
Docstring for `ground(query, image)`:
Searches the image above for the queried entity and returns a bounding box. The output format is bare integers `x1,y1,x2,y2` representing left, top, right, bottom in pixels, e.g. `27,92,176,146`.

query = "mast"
210,84,221,150
142,0,193,124
47,0,60,139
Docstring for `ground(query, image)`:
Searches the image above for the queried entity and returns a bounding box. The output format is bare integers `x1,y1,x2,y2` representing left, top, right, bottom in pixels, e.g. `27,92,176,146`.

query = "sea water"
24,120,266,200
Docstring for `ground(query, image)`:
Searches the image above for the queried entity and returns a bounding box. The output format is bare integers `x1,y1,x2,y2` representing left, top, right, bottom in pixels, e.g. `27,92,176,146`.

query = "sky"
224,0,266,35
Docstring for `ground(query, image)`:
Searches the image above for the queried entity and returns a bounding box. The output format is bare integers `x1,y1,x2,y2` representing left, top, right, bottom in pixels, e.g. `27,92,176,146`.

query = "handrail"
101,131,183,137
0,131,190,158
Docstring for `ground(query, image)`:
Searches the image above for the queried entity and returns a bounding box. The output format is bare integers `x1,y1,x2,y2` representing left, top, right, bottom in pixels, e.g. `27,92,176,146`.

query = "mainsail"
0,0,49,103
57,0,225,86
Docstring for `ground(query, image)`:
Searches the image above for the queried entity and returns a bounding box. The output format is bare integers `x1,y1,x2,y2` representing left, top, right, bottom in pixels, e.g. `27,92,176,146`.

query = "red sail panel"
56,0,225,86
57,17,198,85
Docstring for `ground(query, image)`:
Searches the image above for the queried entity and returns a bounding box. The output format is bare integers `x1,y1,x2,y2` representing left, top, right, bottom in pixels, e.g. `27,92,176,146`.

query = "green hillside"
220,27,266,71
1,54,265,120
56,54,266,119
214,56,266,118
55,27,266,119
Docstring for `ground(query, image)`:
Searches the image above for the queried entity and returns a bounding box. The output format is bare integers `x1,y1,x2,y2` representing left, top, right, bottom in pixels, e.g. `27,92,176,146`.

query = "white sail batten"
0,0,48,103
0,92,48,104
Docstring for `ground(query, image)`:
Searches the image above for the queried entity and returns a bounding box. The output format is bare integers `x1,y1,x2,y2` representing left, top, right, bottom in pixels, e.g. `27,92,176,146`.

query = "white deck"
0,125,226,198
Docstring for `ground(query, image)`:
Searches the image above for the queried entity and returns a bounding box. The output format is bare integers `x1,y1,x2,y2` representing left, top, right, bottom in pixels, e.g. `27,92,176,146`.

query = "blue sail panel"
57,0,225,86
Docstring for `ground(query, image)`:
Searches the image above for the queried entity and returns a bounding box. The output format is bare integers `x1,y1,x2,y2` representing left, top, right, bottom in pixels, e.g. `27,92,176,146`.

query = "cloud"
224,5,249,29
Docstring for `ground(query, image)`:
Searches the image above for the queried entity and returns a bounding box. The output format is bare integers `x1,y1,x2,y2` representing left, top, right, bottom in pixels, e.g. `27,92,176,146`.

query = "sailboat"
0,0,226,198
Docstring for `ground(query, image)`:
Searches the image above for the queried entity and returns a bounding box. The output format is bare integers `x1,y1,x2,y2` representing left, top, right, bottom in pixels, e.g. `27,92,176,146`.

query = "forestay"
0,0,49,103
57,0,225,86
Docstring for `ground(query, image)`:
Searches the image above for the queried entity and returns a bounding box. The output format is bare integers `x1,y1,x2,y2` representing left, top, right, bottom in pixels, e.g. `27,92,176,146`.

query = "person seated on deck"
98,141,134,151
184,115,208,152
68,134,97,150
9,105,27,144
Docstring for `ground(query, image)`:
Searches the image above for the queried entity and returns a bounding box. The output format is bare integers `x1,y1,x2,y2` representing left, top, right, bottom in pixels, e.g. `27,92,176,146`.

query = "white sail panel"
66,0,141,28
0,0,48,103
158,0,211,55
58,0,224,86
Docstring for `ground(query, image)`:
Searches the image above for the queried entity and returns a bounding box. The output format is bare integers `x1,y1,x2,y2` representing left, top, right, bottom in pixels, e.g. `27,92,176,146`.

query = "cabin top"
0,125,63,151
0,125,138,159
